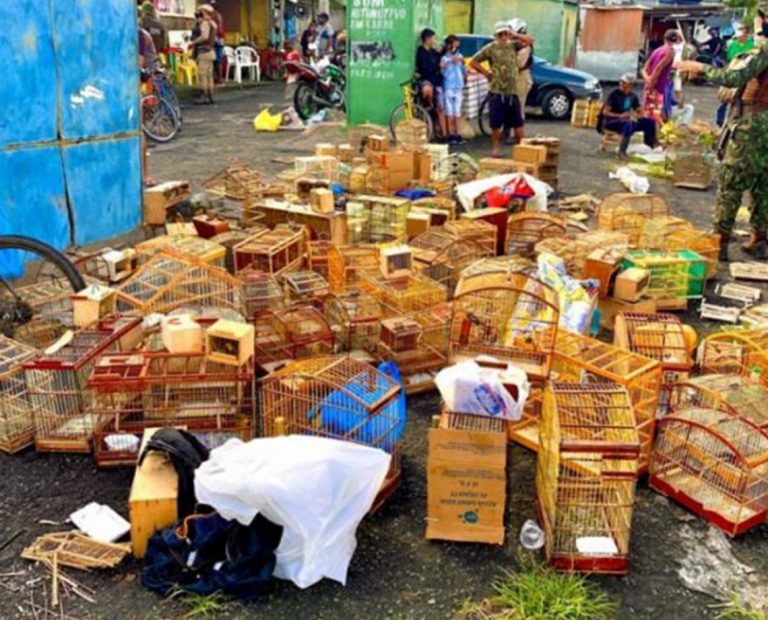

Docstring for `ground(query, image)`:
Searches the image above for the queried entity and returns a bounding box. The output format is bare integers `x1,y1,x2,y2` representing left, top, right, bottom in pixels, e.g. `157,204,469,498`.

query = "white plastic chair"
223,45,237,82
234,46,261,83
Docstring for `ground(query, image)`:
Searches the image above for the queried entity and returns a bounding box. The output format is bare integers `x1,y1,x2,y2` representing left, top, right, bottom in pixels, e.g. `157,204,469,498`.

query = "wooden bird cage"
411,230,491,297
346,195,411,243
596,193,669,246
203,162,266,201
322,290,382,354
443,220,497,256
650,407,768,536
614,312,693,416
699,328,768,379
241,270,285,319
253,306,334,371
72,248,139,284
210,226,269,274
637,216,693,250
21,531,129,570
411,196,458,221
663,228,720,279
540,331,662,474
0,335,39,453
506,213,568,258
283,270,330,304
621,250,708,307
671,375,768,430
535,231,629,279
360,272,448,317
536,382,639,574
233,226,305,278
134,235,227,268
88,349,254,466
450,271,560,382
306,239,332,278
23,317,142,452
327,245,380,293
294,156,341,183
117,251,242,317
456,256,535,295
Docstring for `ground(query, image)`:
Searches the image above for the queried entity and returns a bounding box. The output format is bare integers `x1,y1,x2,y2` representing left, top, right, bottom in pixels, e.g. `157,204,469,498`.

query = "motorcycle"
286,59,346,120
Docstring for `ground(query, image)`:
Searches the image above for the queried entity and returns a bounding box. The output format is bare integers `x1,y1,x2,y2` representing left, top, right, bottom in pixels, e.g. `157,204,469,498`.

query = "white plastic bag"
435,359,528,421
194,436,391,589
609,166,650,194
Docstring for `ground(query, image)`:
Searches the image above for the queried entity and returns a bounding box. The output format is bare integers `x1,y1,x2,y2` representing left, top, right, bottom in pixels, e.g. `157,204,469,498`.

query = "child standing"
440,35,466,145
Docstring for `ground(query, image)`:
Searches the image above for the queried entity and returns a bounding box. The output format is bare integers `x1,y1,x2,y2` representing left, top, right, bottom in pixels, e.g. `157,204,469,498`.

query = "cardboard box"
368,134,390,151
414,152,432,183
426,427,507,544
584,251,621,297
129,429,179,558
598,295,657,330
406,212,431,239
383,151,415,175
614,268,650,303
315,143,338,157
311,188,336,214
513,144,548,164
337,143,354,163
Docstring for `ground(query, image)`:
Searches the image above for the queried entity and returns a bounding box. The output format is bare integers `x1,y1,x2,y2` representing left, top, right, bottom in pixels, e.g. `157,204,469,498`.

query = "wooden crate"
570,99,600,129
143,181,190,226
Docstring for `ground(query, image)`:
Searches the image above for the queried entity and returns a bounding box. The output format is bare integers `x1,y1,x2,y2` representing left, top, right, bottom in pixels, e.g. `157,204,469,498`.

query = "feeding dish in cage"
205,319,255,366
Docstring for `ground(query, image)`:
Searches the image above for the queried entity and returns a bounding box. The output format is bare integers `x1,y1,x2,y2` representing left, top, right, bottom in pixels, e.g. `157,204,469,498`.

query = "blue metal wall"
0,1,142,258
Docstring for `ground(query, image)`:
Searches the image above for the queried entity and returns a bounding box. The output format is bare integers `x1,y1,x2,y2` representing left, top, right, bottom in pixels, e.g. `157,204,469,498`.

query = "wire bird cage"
323,290,382,354
203,162,267,201
621,250,708,306
699,327,768,380
637,216,693,250
345,195,411,243
233,226,305,278
134,235,227,268
72,248,138,284
663,228,720,279
410,196,458,221
443,220,497,256
536,382,640,574
253,305,334,370
23,317,143,453
450,271,560,382
535,231,629,279
411,230,492,297
116,251,242,317
537,331,661,474
0,335,39,453
327,245,380,293
240,270,285,319
506,213,568,258
306,239,332,278
649,407,768,536
456,256,535,294
671,375,768,430
614,313,693,416
596,193,669,246
210,226,269,274
360,272,448,317
88,350,254,466
283,270,330,305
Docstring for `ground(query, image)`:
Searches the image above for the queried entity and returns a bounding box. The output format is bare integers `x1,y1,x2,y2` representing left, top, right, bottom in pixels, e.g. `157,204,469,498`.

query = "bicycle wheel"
389,103,434,144
160,78,182,125
0,235,86,345
477,95,491,138
142,94,180,143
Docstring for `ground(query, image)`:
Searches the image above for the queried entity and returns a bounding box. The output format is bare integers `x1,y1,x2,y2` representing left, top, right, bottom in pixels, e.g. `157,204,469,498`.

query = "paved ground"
2,82,767,620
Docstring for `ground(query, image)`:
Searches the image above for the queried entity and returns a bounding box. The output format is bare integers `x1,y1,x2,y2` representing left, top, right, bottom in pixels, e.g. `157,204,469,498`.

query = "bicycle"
149,69,182,124
388,80,435,144
0,235,85,346
140,70,180,143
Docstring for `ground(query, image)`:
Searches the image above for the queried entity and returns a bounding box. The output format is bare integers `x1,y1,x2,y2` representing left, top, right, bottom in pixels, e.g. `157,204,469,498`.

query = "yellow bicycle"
388,79,435,144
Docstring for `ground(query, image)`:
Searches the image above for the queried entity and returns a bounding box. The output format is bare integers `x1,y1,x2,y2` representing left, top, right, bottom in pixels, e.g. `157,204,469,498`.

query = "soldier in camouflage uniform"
680,41,768,260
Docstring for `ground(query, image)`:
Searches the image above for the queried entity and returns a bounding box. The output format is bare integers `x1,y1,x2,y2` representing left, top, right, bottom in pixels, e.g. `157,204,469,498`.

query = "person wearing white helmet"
509,19,534,121
470,21,533,156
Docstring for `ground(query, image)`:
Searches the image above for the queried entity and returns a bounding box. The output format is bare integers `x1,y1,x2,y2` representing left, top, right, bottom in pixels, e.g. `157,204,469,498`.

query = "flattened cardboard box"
426,427,507,544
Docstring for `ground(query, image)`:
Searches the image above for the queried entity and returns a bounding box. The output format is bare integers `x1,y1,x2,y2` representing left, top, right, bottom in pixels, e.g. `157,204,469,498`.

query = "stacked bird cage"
450,271,560,383
322,290,382,354
261,356,405,505
456,256,535,294
411,230,491,297
294,156,341,183
663,228,720,279
614,312,693,416
233,225,305,277
410,196,458,221
306,239,332,278
621,250,708,308
698,327,768,380
670,375,768,430
536,382,640,574
0,335,39,453
535,231,629,279
506,213,568,258
360,273,448,317
443,220,497,255
346,195,411,243
88,350,254,466
241,270,285,319
116,251,242,316
596,193,669,246
24,317,143,453
134,235,227,268
253,306,335,370
210,225,268,274
327,245,380,293
637,216,693,250
546,330,662,474
650,407,768,536
283,270,330,305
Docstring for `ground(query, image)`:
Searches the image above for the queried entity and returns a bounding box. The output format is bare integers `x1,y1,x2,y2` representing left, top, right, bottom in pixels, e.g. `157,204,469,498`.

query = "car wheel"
541,88,572,120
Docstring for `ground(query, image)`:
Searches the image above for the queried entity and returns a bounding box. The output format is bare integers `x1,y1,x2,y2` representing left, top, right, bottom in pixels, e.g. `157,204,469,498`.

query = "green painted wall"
472,0,577,65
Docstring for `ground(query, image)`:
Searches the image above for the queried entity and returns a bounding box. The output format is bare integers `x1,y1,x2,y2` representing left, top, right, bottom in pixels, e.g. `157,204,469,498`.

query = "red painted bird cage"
0,335,39,454
253,305,335,371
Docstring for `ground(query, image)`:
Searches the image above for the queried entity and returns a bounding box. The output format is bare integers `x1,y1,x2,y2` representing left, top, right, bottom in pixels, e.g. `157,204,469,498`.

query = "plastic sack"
435,359,528,421
194,436,391,589
253,108,282,132
609,166,649,194
456,173,550,213
537,252,593,334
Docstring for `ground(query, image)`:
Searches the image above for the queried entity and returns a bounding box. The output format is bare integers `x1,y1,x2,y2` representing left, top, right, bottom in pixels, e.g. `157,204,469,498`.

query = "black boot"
618,134,631,157
714,225,731,262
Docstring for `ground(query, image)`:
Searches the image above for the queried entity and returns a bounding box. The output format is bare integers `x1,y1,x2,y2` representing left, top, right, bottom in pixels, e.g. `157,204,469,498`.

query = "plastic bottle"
519,519,545,550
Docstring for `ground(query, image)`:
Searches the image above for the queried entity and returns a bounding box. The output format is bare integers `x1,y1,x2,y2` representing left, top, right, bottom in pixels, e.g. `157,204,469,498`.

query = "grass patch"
713,593,768,620
456,554,617,620
168,589,232,619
